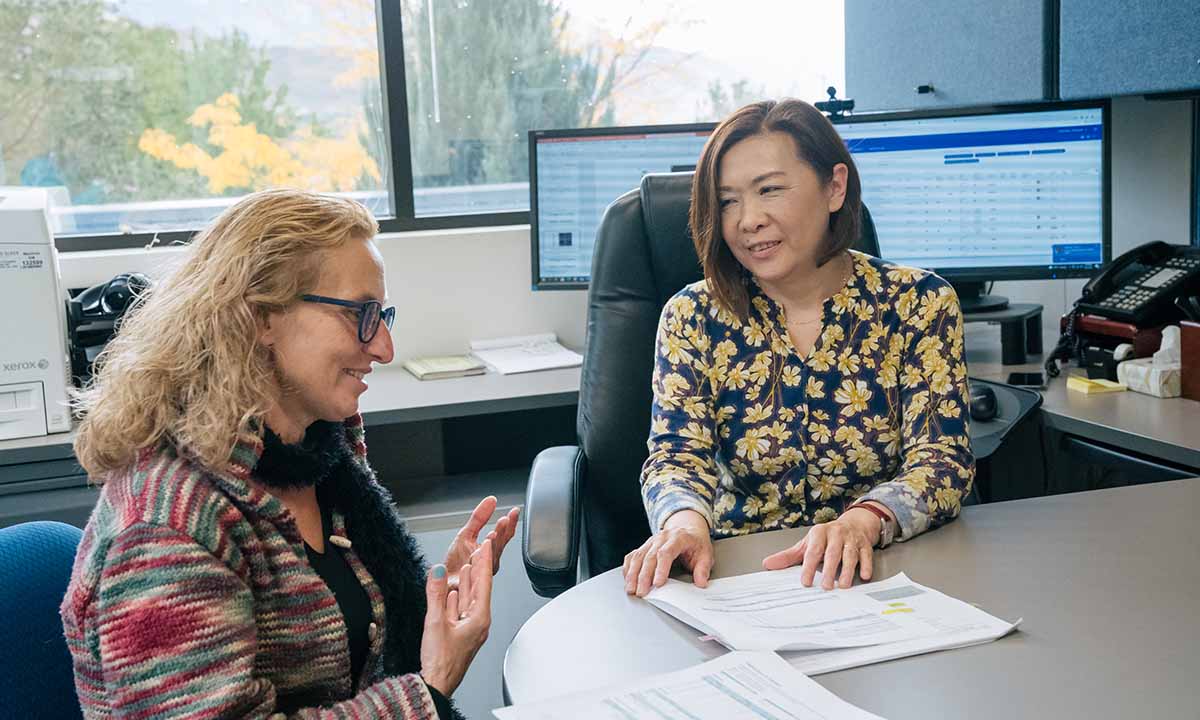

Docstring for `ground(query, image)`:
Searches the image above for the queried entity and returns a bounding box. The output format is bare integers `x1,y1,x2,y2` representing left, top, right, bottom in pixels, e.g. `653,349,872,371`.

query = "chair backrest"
577,172,879,576
0,521,84,719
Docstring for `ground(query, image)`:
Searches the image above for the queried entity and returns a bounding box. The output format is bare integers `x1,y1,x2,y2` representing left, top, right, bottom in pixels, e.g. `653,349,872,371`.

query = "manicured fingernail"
432,564,446,579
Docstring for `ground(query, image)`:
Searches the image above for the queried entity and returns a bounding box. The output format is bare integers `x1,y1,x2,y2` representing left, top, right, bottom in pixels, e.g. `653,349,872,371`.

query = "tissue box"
1116,357,1181,398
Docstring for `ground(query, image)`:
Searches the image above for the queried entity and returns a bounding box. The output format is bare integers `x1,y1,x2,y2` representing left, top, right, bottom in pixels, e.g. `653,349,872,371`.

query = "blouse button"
328,535,352,549
368,622,379,642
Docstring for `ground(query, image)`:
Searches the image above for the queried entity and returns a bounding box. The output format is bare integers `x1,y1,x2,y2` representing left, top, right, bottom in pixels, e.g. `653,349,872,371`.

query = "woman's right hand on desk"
622,509,714,597
420,539,493,697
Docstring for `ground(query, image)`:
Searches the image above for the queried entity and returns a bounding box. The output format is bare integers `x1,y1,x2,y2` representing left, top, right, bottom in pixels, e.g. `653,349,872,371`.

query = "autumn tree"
1,0,301,203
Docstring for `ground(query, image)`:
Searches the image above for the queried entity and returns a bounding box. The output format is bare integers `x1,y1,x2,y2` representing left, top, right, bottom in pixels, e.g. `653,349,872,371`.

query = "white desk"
0,366,582,465
357,365,580,424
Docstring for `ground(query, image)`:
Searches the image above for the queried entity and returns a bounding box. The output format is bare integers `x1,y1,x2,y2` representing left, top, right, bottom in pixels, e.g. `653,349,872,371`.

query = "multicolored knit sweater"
61,414,454,719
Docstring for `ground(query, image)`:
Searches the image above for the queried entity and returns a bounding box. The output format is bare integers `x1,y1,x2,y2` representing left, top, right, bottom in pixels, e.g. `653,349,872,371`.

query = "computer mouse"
969,383,998,422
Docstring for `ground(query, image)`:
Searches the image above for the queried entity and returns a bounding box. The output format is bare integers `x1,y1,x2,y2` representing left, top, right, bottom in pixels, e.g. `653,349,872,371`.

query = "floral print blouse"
640,250,975,541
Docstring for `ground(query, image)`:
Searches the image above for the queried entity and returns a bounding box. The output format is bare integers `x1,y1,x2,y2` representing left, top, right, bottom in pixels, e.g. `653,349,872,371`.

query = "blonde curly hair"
73,188,379,476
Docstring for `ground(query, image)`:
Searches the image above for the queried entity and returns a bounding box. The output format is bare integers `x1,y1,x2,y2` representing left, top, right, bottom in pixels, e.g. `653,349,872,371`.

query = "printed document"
646,569,1019,666
782,574,1020,676
645,566,923,651
493,650,886,720
469,333,582,374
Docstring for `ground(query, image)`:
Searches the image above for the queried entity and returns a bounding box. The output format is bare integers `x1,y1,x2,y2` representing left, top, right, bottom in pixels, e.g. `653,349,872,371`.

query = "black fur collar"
257,420,347,490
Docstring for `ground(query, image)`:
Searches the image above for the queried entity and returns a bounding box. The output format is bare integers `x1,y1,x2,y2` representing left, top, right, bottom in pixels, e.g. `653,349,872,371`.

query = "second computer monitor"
834,99,1110,311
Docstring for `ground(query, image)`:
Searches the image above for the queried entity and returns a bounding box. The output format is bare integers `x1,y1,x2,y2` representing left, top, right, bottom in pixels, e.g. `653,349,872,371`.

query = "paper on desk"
469,333,582,375
782,573,1021,676
492,650,886,720
645,566,923,651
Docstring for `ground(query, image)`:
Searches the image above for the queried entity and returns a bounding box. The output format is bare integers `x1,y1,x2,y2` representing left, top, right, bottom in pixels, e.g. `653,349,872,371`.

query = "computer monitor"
530,100,1110,306
832,99,1111,311
529,124,714,290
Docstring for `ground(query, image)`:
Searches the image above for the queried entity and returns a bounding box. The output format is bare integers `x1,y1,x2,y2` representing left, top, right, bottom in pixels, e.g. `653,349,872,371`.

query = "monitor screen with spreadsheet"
529,123,714,290
530,100,1109,298
832,99,1110,307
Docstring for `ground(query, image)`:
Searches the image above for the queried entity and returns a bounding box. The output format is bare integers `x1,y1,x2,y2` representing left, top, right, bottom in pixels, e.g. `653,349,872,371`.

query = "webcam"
815,86,854,118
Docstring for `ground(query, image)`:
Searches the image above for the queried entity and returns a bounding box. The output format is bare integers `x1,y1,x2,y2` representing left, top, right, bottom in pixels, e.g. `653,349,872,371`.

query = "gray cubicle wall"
1060,1,1200,99
846,0,1052,112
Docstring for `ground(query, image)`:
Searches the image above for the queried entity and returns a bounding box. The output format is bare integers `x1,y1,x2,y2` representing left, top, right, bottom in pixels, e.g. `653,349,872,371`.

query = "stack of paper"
402,354,487,380
645,568,1019,675
494,651,886,720
469,333,582,375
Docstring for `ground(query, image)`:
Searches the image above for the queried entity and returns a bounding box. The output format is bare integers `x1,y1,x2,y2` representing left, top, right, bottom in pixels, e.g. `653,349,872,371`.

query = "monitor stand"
953,281,1010,313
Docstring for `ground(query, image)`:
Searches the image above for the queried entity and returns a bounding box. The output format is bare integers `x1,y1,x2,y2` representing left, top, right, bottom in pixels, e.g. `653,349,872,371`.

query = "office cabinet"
0,455,97,529
845,0,1051,112
1060,1,1200,99
1043,431,1197,495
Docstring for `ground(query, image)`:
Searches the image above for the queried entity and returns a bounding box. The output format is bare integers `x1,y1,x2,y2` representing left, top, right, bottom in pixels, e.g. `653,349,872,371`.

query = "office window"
1,0,388,239
3,0,844,246
400,0,845,218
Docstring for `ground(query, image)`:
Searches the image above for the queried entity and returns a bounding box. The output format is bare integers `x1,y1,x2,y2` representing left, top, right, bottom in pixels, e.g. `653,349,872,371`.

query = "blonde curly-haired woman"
623,99,975,598
62,189,517,719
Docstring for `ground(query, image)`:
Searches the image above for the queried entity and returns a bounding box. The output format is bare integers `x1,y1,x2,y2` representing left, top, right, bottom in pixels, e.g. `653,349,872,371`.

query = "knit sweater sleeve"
80,522,439,719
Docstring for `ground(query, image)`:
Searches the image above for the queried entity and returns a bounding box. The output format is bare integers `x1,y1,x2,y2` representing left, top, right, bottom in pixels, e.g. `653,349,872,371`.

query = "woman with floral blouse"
623,99,974,596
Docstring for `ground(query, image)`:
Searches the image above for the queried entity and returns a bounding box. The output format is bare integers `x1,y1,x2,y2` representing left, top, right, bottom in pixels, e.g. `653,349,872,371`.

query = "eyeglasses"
300,294,396,344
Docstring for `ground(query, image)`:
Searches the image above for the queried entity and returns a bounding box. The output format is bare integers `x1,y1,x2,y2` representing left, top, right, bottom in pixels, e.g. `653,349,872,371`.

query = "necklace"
787,253,854,326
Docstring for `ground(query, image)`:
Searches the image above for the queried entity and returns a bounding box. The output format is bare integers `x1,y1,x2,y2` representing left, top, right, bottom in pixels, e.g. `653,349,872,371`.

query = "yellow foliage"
138,92,380,194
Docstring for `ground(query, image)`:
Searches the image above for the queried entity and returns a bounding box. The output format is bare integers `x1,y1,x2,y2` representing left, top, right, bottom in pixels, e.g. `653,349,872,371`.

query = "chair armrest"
522,446,586,598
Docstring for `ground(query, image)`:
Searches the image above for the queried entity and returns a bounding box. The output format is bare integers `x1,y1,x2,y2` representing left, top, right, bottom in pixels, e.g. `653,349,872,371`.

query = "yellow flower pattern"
641,251,975,539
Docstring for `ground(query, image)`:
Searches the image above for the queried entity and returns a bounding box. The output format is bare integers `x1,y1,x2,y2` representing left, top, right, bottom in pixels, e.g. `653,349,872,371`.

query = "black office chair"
521,172,881,597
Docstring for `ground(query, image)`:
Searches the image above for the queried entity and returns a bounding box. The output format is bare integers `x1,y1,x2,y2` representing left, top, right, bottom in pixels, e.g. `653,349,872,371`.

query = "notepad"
469,333,582,375
1066,375,1127,395
402,354,487,380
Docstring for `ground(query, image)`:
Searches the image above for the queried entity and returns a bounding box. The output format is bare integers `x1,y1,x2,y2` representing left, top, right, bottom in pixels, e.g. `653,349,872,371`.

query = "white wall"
58,225,589,363
57,95,1193,360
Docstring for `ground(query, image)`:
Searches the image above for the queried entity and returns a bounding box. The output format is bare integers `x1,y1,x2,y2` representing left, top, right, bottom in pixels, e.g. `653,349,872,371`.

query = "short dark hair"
689,99,862,320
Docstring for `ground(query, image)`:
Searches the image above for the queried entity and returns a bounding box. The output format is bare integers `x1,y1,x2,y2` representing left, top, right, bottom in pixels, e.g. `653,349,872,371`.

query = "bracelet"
847,501,894,548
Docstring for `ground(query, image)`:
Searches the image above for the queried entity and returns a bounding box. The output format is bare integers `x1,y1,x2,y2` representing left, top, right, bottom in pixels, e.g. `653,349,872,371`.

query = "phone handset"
1080,240,1170,303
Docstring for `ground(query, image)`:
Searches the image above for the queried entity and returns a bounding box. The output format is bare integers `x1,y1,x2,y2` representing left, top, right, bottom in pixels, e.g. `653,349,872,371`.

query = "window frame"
49,1,529,253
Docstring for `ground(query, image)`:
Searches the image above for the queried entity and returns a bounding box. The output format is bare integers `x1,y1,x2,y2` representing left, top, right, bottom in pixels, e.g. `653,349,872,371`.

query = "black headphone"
76,272,152,320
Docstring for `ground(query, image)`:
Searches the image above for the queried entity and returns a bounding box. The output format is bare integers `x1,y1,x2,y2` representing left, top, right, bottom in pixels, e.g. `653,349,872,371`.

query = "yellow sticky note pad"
1067,376,1127,395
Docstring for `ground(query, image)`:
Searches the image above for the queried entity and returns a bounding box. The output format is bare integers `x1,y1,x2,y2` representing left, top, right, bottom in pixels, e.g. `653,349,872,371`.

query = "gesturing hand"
762,507,882,590
622,510,714,597
420,539,493,698
444,495,519,590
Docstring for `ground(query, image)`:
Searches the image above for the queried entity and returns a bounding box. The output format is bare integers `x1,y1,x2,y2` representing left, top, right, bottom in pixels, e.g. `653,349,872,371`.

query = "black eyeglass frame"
300,294,396,344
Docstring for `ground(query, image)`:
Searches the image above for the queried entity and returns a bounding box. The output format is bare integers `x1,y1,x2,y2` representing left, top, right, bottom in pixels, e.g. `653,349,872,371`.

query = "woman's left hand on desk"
762,509,879,590
444,495,520,589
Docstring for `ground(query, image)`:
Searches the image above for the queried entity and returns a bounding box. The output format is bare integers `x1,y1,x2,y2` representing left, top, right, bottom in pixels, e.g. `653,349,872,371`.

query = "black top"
305,493,372,689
